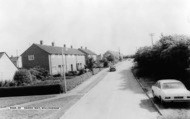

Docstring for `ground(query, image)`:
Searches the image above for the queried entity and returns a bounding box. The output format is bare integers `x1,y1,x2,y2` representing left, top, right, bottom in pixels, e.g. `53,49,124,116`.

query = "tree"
134,35,190,79
106,55,114,62
86,57,95,74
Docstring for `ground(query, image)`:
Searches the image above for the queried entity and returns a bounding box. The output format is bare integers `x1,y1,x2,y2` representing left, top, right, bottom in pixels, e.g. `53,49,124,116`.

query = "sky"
0,0,190,56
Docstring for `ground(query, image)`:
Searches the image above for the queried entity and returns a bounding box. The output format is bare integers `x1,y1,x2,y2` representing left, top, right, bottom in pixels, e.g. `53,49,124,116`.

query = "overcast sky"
0,0,190,56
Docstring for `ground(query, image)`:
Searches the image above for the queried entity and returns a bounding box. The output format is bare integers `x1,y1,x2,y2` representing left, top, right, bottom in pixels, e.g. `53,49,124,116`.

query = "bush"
53,73,61,77
0,80,17,87
13,69,33,85
134,35,190,80
78,69,86,75
31,66,49,80
0,84,63,97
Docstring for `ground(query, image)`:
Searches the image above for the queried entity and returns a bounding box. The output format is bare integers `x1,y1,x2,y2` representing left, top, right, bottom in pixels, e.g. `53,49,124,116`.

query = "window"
28,55,34,61
158,82,161,88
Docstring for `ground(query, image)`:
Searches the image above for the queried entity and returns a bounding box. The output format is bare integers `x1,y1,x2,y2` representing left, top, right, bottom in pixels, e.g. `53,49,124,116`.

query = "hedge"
133,35,190,79
0,68,102,97
0,84,63,97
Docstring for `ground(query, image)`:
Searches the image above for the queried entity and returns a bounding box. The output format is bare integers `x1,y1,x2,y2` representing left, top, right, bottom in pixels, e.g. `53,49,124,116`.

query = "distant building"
103,50,123,62
78,47,97,63
21,41,86,75
0,52,18,81
10,56,22,68
96,54,103,61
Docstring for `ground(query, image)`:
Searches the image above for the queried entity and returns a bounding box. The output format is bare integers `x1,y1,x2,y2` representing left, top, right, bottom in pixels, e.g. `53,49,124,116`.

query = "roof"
0,52,4,58
35,44,84,55
78,48,96,55
0,52,18,69
10,56,19,62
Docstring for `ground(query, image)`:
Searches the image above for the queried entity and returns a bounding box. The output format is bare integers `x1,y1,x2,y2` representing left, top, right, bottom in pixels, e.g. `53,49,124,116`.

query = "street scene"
0,60,160,119
1,0,190,119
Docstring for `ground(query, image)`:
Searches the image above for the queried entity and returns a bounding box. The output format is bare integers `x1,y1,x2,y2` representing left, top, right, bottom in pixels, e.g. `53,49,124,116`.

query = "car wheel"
152,91,158,102
159,96,163,103
159,96,166,106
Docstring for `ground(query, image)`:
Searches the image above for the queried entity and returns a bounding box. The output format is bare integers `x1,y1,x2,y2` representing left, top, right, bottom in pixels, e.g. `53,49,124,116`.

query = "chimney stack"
64,44,66,48
71,45,73,48
81,46,83,49
40,40,43,45
85,47,87,49
52,42,55,46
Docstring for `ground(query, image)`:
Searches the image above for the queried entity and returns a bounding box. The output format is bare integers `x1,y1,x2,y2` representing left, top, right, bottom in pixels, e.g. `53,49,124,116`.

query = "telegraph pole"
149,33,154,46
62,45,67,93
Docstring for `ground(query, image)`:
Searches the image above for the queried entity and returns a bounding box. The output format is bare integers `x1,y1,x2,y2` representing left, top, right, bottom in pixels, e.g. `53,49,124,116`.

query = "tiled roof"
78,48,96,55
35,44,84,55
0,52,4,58
10,56,19,61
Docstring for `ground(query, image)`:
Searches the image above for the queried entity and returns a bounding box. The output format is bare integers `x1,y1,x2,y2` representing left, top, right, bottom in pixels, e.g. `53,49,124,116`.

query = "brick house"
78,47,97,64
21,42,85,75
0,52,18,81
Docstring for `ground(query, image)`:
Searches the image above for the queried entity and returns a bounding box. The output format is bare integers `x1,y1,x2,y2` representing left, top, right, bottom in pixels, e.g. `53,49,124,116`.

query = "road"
61,60,160,119
0,60,160,119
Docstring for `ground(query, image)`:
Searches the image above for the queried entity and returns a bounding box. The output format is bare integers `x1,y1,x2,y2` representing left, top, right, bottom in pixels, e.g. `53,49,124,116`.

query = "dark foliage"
134,35,190,80
13,69,33,85
0,84,63,97
31,66,49,80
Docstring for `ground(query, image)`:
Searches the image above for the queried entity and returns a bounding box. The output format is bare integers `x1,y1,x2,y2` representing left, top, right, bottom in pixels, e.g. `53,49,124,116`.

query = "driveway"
61,61,160,119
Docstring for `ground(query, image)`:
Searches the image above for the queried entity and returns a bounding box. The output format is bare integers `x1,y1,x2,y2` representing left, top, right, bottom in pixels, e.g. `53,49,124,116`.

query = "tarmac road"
61,60,160,119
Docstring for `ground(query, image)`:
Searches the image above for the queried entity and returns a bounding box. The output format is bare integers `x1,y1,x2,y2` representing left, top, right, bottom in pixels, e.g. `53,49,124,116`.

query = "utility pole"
62,45,67,93
149,33,154,46
118,47,121,61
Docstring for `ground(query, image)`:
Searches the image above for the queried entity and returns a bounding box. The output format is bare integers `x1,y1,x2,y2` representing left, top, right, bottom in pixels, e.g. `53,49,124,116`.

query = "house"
78,47,97,63
0,52,18,81
10,56,22,68
103,50,123,62
21,41,86,75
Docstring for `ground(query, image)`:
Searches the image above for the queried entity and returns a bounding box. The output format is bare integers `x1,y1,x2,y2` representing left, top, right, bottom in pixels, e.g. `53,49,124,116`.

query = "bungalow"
0,52,18,81
78,47,97,63
21,41,86,75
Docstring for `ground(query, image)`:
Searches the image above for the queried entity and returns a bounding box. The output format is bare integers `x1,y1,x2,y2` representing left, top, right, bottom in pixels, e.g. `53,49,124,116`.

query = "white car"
152,79,190,103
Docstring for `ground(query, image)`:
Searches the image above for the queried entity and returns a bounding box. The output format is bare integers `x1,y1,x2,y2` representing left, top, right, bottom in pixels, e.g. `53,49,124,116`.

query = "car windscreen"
162,82,185,89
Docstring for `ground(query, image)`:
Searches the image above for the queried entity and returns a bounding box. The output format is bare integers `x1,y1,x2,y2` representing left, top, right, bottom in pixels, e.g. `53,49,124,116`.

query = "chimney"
85,47,87,49
64,44,66,48
71,45,73,48
52,42,55,46
81,46,83,49
40,40,43,45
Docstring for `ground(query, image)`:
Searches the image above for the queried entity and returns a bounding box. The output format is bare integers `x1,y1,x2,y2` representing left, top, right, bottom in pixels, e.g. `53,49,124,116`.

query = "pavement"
61,60,160,119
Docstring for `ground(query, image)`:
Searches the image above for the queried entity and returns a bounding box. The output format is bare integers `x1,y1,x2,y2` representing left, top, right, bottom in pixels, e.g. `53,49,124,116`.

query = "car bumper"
163,99,190,102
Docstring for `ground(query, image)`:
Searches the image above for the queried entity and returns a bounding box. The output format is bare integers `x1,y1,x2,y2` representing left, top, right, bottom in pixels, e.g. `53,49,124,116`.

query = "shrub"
134,35,190,79
0,84,63,97
78,69,86,75
53,73,61,77
13,69,32,85
32,66,49,79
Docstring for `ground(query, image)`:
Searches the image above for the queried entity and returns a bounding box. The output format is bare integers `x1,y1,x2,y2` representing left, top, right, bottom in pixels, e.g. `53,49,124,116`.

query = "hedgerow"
133,35,190,80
